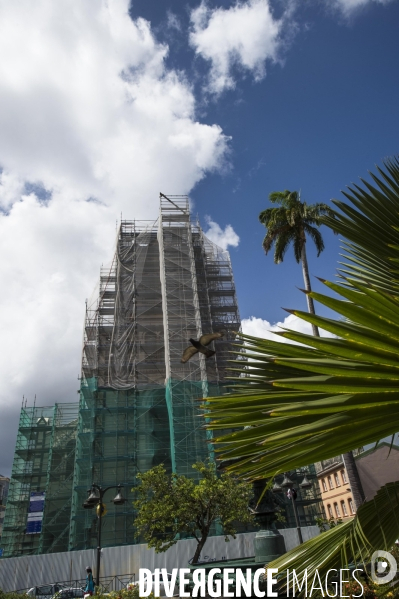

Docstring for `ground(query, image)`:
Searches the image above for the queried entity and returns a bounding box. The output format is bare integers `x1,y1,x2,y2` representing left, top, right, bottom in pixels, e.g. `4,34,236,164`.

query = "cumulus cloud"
242,313,335,341
0,170,25,211
0,0,230,475
189,0,286,94
0,0,228,213
203,216,240,250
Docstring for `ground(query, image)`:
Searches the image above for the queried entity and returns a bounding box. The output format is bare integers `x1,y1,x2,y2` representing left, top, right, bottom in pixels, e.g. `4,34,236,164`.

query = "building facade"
316,456,356,521
1,196,241,557
315,445,399,522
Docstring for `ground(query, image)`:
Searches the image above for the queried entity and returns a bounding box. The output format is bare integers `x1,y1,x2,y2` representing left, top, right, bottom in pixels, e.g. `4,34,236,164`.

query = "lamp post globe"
281,473,294,488
300,475,312,490
83,489,97,510
112,486,127,506
86,488,100,507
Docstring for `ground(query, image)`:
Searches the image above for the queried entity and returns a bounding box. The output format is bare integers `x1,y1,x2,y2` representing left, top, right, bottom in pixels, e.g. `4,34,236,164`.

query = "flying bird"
181,332,224,363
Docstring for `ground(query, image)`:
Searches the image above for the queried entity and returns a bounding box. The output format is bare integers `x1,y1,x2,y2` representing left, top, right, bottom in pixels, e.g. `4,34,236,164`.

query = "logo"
370,550,397,584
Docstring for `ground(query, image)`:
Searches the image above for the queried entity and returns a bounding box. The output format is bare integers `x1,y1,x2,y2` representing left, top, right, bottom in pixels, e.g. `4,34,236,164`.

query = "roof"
355,442,399,460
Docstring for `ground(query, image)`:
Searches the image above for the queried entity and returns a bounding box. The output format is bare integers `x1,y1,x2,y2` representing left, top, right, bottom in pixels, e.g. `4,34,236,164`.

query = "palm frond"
304,224,325,256
260,189,330,265
202,278,399,479
268,481,399,597
323,156,399,294
274,230,295,264
212,157,399,582
259,207,276,225
269,190,299,207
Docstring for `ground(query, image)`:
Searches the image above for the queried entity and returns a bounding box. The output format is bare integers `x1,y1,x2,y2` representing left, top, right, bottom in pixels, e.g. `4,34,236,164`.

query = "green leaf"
324,157,399,294
203,158,399,577
267,482,399,598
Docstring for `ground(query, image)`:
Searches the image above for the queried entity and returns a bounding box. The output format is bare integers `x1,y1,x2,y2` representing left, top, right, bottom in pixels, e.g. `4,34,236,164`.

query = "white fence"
0,527,319,592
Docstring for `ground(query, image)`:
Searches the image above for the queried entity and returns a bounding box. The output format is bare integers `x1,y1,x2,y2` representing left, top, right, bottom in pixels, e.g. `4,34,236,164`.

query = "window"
341,469,347,484
322,478,328,492
334,473,341,487
341,500,348,516
334,503,340,518
348,498,355,514
327,504,333,518
328,475,334,489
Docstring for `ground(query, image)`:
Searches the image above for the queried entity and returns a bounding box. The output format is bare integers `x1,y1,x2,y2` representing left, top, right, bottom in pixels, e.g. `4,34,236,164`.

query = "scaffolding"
70,195,242,549
2,196,243,555
1,404,78,557
158,196,240,475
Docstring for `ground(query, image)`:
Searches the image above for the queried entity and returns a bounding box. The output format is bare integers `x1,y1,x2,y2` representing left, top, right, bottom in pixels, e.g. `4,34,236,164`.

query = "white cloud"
189,0,285,94
0,170,24,211
242,314,335,341
333,0,394,15
0,0,230,475
203,215,240,250
0,0,228,213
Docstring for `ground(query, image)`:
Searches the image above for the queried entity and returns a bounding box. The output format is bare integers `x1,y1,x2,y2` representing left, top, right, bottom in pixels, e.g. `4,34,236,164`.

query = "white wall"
0,527,319,592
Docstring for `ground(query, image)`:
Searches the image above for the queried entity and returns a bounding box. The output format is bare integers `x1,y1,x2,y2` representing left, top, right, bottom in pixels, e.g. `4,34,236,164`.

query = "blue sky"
135,0,399,323
0,0,398,475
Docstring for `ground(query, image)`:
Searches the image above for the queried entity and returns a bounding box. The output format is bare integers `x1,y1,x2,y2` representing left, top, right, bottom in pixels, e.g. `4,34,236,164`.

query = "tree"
259,190,335,337
259,190,364,508
202,157,399,587
134,461,254,564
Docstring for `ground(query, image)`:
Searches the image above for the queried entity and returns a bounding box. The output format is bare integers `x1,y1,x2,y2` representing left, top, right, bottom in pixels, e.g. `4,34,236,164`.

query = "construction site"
1,195,247,557
0,195,323,559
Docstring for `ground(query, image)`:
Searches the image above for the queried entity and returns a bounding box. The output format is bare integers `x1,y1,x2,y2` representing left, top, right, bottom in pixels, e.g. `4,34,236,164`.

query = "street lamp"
82,484,127,587
273,472,312,545
300,475,312,491
272,481,282,493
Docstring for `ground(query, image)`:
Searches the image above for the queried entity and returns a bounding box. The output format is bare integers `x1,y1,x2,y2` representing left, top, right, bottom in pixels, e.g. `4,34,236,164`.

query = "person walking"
84,567,95,596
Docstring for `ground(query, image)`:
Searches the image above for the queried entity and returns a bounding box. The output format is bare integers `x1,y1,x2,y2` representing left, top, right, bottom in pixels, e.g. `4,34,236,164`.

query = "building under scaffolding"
1,196,242,556
70,196,241,550
1,404,79,557
1,195,324,558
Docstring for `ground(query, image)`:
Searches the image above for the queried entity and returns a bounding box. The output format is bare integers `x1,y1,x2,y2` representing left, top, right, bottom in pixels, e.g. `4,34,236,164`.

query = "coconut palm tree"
203,157,399,590
259,190,335,336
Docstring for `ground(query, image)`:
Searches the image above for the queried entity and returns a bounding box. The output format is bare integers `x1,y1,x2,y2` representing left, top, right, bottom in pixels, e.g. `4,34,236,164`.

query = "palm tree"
259,190,334,336
203,158,399,587
259,191,364,508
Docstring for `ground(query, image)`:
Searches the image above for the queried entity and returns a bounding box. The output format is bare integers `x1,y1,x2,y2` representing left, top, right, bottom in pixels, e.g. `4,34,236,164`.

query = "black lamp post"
82,484,127,587
272,472,312,545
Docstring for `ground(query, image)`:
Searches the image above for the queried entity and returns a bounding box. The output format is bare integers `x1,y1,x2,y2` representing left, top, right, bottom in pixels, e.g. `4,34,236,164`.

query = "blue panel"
29,500,45,513
26,519,43,535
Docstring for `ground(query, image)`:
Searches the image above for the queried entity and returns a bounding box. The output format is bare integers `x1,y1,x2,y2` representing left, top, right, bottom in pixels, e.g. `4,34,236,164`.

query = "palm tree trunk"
300,243,320,337
300,244,365,510
342,452,365,512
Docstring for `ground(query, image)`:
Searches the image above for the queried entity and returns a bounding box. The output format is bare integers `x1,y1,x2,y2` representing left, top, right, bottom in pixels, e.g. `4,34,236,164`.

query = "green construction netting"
70,377,217,550
1,404,78,558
